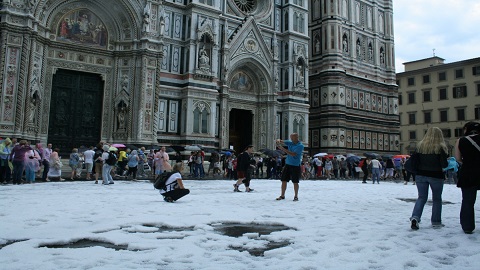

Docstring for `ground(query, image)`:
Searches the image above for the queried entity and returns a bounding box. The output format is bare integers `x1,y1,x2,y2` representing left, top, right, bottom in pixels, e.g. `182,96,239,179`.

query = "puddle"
39,239,143,251
0,239,29,250
397,198,454,205
211,222,295,256
140,223,195,233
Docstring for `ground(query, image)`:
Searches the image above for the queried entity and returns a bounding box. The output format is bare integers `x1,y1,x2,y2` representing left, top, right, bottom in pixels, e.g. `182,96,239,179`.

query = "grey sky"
393,0,480,72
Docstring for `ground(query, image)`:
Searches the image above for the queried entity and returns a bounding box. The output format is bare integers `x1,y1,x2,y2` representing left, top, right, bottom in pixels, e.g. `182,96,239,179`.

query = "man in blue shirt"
275,133,304,201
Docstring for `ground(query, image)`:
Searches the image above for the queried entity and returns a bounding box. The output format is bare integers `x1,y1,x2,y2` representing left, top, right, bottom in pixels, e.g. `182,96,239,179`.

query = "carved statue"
343,36,348,53
198,48,210,69
142,3,151,32
296,64,304,86
117,106,126,130
121,74,129,91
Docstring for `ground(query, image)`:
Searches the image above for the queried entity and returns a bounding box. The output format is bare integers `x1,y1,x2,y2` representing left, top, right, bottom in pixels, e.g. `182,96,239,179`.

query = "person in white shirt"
83,146,95,180
370,158,382,184
160,162,189,202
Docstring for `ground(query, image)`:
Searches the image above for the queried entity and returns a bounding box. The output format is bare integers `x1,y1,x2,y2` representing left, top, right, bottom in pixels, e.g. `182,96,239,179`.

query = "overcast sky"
393,0,480,72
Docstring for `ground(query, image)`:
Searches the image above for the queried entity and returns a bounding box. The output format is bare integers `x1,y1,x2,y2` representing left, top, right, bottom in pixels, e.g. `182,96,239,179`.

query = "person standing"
332,156,339,179
83,146,95,180
154,146,170,177
275,133,304,201
137,147,146,178
126,150,139,180
101,145,115,185
41,143,53,182
9,140,32,185
233,145,255,192
324,158,333,180
0,138,12,184
93,143,104,184
339,157,347,179
410,127,448,230
370,157,382,184
47,149,64,181
455,121,480,234
68,148,81,180
24,145,41,183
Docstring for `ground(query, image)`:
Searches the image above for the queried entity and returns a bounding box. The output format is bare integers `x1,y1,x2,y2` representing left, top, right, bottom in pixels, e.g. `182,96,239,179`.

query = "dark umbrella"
346,155,361,163
170,145,185,152
364,152,379,159
125,144,138,150
260,148,284,157
382,154,394,160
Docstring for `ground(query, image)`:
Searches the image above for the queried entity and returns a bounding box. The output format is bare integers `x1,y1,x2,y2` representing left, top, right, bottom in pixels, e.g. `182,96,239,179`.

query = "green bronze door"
48,69,104,153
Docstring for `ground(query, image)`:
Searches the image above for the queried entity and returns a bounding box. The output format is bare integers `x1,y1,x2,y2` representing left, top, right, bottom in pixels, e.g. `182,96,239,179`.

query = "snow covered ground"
1,179,479,270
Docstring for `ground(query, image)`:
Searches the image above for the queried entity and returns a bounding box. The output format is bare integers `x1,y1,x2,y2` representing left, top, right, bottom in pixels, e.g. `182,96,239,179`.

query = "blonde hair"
416,127,448,154
172,162,184,173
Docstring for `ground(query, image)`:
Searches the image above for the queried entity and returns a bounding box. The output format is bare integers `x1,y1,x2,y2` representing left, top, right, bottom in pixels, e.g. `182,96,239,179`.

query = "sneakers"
464,230,473,234
411,219,419,230
246,188,254,192
233,184,241,192
293,197,299,201
276,196,285,200
164,196,174,203
404,181,408,185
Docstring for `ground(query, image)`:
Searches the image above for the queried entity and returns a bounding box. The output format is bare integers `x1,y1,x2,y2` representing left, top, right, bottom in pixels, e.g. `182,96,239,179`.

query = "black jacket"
417,150,448,179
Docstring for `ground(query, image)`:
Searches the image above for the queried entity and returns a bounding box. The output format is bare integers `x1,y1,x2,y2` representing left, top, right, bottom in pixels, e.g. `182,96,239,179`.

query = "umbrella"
346,153,357,157
185,145,202,151
125,144,138,150
313,152,328,157
220,151,232,157
346,155,361,163
111,143,126,148
364,152,379,159
336,155,346,160
170,145,186,152
382,154,394,160
221,148,235,153
108,146,118,152
260,148,283,157
393,154,410,159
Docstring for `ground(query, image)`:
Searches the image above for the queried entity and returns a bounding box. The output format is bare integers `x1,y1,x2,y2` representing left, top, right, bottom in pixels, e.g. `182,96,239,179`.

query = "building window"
473,65,480,75
439,88,447,100
293,116,305,141
408,113,416,125
193,105,209,133
455,69,464,79
423,90,431,102
440,110,448,122
398,94,402,105
409,131,416,140
438,71,446,81
442,129,451,138
475,107,480,120
457,108,466,121
455,128,464,137
477,84,480,96
407,77,415,86
453,86,467,98
424,111,431,124
422,75,430,84
408,92,415,104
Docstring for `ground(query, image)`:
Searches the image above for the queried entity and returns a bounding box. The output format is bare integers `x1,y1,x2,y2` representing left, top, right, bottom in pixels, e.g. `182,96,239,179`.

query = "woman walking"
455,121,480,234
410,127,448,230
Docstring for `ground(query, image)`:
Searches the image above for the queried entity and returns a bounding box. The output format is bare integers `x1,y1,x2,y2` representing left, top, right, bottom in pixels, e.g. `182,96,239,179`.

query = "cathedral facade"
0,0,310,152
308,0,399,155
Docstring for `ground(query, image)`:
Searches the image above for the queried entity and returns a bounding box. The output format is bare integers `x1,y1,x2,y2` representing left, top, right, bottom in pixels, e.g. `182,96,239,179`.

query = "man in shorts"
275,133,304,201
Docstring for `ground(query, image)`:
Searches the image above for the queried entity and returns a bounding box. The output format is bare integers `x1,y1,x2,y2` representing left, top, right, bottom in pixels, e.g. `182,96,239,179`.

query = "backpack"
106,152,117,166
153,171,175,190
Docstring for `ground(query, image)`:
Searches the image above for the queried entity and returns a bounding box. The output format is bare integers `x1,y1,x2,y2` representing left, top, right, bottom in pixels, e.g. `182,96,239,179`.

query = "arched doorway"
48,69,104,153
229,108,253,153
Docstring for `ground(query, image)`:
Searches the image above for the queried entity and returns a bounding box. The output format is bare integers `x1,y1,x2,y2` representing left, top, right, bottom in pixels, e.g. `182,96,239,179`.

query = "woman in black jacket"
455,121,480,234
410,127,448,230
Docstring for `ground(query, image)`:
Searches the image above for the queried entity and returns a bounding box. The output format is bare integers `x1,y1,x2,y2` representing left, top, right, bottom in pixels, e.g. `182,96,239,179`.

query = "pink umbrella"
111,143,126,148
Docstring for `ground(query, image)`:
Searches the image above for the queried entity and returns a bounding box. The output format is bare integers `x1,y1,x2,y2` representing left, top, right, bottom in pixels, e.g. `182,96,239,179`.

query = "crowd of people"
1,122,480,233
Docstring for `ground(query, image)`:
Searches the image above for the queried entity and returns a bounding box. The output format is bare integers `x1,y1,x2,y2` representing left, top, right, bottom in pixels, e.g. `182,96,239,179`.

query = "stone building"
397,56,480,155
308,0,399,156
0,0,309,153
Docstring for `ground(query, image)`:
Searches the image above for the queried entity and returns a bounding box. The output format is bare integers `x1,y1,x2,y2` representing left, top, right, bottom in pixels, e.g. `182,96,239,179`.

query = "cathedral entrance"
48,69,104,153
229,109,253,153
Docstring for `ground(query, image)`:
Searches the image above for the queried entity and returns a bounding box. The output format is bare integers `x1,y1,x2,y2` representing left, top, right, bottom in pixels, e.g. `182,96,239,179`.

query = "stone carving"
198,47,210,69
296,63,304,86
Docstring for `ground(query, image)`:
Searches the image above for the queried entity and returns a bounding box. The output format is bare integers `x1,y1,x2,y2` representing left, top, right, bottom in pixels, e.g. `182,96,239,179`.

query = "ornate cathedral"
0,0,398,155
0,0,310,153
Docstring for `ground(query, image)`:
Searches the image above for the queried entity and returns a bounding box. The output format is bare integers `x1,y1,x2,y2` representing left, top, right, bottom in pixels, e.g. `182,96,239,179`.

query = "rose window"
234,0,256,13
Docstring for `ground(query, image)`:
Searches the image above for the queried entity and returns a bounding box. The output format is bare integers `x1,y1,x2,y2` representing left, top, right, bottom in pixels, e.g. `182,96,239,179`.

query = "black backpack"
106,152,117,166
153,171,175,190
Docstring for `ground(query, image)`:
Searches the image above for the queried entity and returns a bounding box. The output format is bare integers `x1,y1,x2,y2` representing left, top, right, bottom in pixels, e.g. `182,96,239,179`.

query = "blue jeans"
12,160,25,184
411,175,444,225
371,168,381,183
102,164,114,184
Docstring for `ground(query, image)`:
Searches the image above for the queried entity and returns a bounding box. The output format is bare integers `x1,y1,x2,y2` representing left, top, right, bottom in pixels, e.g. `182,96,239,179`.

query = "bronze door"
48,69,104,153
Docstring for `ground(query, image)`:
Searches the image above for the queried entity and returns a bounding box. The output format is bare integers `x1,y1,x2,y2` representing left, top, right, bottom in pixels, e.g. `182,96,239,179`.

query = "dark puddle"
211,222,295,257
140,223,195,233
39,238,143,251
0,239,29,250
397,198,454,205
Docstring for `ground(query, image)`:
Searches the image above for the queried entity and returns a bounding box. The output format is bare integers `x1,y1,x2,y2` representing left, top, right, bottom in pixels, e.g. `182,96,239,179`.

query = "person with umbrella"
275,133,304,201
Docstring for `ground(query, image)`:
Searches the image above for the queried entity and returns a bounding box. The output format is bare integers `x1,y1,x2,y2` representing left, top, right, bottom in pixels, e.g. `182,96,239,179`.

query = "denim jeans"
411,175,444,224
371,168,381,183
102,164,113,184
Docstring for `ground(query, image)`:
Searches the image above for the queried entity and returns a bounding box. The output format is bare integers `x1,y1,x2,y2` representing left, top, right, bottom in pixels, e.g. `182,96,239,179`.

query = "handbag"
404,152,419,174
143,163,151,171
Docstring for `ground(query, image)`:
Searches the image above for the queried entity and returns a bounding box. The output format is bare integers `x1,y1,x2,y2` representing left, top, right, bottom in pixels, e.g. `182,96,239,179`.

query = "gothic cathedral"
0,0,310,153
